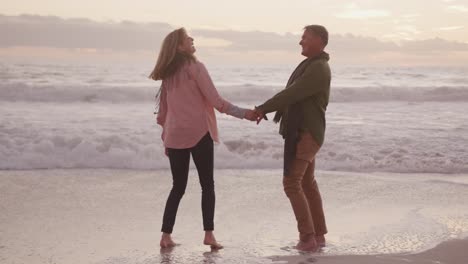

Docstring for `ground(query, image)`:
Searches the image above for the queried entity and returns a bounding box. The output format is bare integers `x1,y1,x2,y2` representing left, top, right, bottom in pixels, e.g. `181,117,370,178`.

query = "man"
254,25,331,252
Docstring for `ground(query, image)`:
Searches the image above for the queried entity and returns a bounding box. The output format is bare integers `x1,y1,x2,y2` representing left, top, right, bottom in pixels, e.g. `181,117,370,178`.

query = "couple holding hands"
150,24,331,252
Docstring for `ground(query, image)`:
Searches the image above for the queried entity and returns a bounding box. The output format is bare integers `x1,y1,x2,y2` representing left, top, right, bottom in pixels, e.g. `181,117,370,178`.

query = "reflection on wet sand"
159,246,221,264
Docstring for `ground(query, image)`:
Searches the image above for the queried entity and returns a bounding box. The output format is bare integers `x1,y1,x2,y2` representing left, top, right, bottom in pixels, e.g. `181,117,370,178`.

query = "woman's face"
178,34,196,54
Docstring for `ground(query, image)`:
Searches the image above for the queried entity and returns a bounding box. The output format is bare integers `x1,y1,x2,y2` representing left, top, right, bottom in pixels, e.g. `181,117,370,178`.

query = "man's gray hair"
304,25,328,47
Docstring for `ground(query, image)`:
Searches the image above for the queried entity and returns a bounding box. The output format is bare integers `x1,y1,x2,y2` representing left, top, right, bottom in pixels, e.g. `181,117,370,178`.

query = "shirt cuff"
256,104,268,114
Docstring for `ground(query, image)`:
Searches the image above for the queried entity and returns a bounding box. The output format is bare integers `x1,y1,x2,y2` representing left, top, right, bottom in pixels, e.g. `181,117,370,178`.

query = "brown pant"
283,132,327,241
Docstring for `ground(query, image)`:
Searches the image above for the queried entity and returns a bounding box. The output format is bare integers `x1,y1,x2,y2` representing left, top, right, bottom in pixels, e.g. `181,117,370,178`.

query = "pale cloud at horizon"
435,26,465,31
2,0,468,44
446,5,468,12
2,14,468,66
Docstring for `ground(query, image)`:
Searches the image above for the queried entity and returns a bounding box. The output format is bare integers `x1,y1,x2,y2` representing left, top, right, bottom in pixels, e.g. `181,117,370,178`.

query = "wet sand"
1,169,467,264
272,238,468,264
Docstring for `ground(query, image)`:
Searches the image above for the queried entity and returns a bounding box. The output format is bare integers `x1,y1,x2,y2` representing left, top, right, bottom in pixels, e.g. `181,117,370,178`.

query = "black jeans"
161,133,215,234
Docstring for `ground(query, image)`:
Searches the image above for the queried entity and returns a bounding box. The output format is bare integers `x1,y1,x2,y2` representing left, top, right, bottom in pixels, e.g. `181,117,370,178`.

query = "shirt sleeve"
156,84,167,126
191,62,247,119
256,62,329,114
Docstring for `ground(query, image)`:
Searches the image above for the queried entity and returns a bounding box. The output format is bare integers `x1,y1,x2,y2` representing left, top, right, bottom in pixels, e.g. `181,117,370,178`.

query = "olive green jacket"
257,52,331,146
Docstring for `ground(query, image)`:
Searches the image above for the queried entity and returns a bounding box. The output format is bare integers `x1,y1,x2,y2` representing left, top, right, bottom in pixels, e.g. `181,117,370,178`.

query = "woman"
149,28,256,249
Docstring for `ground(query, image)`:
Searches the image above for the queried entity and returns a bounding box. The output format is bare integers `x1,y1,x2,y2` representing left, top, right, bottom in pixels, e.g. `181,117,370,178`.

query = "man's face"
299,30,323,57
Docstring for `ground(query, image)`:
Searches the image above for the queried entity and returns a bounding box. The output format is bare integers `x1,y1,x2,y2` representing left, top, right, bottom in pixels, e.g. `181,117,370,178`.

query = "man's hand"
254,108,266,125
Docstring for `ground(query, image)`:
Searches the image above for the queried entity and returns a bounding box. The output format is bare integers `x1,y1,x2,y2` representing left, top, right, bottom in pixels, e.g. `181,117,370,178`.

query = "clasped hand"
244,108,266,124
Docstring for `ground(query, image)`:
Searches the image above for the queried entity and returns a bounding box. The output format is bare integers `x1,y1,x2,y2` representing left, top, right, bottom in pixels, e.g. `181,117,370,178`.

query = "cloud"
402,13,421,18
446,5,468,12
334,3,390,19
193,37,232,48
1,14,468,65
392,14,421,25
0,14,172,50
328,34,399,52
434,26,464,31
192,29,297,51
0,14,296,52
389,25,423,40
400,37,468,52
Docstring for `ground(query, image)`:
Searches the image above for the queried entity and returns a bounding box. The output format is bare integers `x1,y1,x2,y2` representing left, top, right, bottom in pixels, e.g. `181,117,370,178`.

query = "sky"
2,0,468,65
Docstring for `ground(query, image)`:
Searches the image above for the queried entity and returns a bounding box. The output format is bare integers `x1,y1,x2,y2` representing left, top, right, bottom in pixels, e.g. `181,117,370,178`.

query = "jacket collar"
307,51,330,62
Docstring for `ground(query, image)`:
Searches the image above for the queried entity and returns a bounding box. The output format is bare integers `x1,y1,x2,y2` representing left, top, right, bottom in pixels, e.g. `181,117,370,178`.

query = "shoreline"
271,237,468,264
2,167,468,175
1,169,467,264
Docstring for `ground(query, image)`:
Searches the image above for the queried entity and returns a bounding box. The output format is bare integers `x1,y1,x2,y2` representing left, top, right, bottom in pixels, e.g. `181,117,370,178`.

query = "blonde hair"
149,27,196,81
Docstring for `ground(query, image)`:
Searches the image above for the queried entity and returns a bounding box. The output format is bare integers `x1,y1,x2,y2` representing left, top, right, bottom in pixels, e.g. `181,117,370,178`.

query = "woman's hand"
244,109,258,121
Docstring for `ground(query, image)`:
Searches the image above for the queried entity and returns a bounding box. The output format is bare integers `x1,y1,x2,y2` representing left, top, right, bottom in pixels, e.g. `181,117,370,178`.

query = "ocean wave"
0,83,154,103
2,82,468,103
1,132,467,173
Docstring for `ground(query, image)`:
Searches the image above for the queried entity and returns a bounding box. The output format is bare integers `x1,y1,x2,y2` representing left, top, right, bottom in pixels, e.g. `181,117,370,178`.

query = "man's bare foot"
160,233,176,248
296,240,303,248
296,237,318,252
315,235,326,247
203,231,223,250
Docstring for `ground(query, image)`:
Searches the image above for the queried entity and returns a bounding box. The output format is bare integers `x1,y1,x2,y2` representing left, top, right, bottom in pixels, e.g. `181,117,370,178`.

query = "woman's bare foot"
315,235,326,247
296,236,318,252
203,231,223,250
160,233,176,248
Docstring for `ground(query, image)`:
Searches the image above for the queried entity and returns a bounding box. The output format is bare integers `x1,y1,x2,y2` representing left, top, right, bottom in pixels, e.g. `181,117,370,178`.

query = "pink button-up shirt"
157,61,246,149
